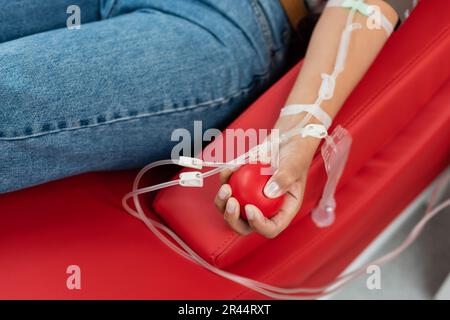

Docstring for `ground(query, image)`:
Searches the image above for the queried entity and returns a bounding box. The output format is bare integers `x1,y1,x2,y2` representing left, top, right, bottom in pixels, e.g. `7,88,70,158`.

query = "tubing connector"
179,172,203,187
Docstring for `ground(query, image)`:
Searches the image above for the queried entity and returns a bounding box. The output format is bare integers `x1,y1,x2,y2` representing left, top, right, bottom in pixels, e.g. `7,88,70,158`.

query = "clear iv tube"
123,160,449,299
121,0,450,298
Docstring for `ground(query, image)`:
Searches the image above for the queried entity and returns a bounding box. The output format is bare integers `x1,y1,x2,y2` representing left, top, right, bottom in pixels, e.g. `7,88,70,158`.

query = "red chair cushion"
153,0,450,268
0,76,447,299
0,0,448,299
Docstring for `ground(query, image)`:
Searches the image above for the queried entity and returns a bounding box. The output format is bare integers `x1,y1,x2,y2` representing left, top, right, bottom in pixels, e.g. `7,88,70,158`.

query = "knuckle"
265,231,277,239
214,198,223,210
220,169,232,183
252,224,274,238
224,210,237,223
276,171,296,187
238,229,251,236
268,231,280,239
263,227,281,239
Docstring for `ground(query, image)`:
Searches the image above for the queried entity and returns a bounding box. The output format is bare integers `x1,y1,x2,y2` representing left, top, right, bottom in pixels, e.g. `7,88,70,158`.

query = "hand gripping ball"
228,163,285,220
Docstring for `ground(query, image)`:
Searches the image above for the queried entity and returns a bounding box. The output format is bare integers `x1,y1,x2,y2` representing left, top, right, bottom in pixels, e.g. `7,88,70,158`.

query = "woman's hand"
214,115,321,238
214,0,396,238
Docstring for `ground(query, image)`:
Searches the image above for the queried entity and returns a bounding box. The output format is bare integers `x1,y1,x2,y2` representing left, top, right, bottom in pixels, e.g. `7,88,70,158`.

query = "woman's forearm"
216,0,401,238
285,0,399,122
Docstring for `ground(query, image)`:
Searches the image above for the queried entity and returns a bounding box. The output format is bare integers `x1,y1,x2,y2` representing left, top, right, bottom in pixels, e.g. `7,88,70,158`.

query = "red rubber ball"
228,163,285,220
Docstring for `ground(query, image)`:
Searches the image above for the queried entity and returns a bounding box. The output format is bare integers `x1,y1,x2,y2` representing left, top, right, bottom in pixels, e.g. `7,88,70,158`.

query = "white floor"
332,174,450,300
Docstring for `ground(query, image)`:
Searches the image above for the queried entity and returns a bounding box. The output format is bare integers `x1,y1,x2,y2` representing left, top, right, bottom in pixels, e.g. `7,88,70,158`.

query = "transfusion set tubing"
121,0,449,299
123,160,449,299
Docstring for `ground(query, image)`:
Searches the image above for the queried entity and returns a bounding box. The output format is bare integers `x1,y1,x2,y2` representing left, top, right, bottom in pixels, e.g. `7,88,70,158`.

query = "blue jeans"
0,0,290,193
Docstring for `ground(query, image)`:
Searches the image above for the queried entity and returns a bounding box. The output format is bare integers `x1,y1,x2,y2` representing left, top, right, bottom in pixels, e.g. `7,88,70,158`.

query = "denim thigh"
0,0,290,193
0,0,101,43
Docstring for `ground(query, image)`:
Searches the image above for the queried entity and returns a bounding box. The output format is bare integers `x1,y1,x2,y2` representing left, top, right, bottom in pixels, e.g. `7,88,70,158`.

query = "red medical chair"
0,0,449,299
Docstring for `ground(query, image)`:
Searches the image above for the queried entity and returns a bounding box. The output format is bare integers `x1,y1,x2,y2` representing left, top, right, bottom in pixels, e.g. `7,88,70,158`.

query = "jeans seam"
105,0,118,19
249,0,275,53
0,74,270,141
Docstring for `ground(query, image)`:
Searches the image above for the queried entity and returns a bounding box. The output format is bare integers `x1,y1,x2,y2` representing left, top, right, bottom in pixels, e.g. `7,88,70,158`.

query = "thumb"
263,166,297,199
263,135,316,198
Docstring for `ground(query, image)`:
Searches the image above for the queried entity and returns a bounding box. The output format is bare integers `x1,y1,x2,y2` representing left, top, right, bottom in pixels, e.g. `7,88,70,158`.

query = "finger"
247,181,304,238
270,181,304,230
214,184,232,212
245,204,282,238
264,144,309,199
256,137,277,165
263,163,300,199
219,167,238,184
247,136,274,164
224,198,252,235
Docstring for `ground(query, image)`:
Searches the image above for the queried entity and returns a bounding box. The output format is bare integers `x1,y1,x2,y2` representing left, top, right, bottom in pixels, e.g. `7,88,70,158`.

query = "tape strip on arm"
327,0,394,35
278,0,397,227
280,104,333,129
